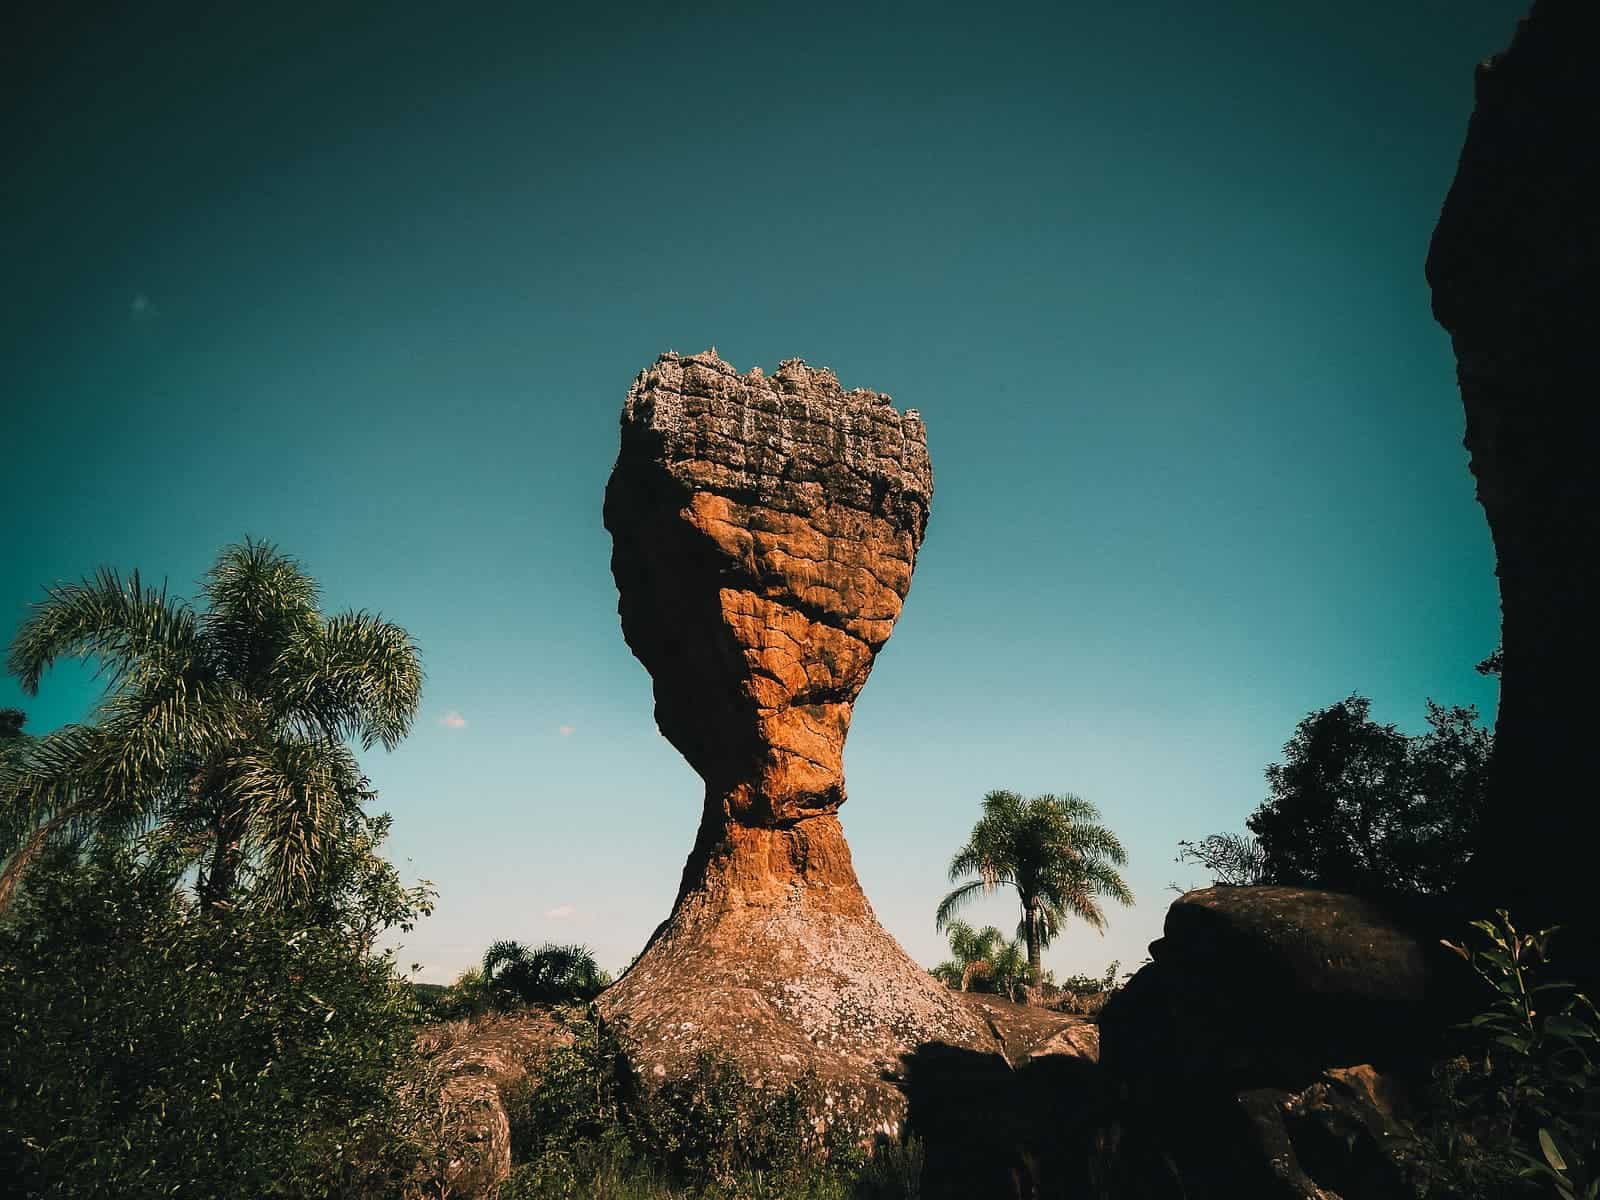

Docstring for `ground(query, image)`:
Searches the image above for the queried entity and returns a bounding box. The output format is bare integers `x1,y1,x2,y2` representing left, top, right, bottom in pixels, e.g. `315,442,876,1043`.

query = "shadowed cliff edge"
1426,0,1600,978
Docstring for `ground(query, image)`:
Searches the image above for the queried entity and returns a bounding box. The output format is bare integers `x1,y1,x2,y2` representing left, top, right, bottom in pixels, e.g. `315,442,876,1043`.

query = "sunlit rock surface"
599,350,1090,1136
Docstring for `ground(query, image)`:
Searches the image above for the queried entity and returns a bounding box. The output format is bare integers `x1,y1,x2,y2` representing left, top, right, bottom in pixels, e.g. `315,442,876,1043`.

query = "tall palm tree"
936,790,1133,988
0,539,421,913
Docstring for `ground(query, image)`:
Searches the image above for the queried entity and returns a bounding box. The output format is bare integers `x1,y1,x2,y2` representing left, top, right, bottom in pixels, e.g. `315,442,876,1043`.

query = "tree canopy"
0,539,422,914
1244,695,1491,896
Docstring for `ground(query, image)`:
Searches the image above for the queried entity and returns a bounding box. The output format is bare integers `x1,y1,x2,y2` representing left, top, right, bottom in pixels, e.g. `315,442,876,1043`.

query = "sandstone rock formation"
599,351,1090,1138
414,1012,573,1196
1426,0,1599,963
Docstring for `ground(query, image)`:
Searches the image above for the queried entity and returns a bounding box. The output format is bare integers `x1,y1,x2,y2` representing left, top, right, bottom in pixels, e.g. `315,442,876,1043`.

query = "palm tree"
936,790,1133,988
481,941,610,1008
930,919,1029,1000
0,539,421,913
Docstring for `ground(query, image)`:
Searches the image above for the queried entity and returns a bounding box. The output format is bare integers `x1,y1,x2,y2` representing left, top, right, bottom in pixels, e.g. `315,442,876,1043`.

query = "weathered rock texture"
604,350,931,851
1426,0,1600,961
415,1012,572,1197
599,351,1090,1141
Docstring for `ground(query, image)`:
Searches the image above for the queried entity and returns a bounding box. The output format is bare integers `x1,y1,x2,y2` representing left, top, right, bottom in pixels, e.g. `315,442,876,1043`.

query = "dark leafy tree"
482,940,611,1008
937,790,1133,987
1,540,422,913
1245,695,1492,896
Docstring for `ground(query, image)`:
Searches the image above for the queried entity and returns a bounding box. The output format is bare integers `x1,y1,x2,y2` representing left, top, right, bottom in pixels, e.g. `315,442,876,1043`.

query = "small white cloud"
439,711,468,730
545,904,576,920
558,724,575,737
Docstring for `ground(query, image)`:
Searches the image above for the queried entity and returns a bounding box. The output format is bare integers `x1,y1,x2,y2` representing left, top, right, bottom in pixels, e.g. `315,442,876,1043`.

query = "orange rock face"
603,350,932,900
600,353,1090,1138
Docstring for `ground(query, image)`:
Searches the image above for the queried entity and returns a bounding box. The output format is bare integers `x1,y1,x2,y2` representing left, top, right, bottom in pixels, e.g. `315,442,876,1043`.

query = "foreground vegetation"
490,1010,918,1200
1408,913,1599,1199
0,844,441,1198
0,543,446,1196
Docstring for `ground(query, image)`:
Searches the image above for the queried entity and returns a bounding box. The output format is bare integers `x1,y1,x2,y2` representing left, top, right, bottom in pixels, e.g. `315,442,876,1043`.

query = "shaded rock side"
1093,887,1475,1199
1425,0,1600,958
1101,886,1474,1089
599,351,1088,1134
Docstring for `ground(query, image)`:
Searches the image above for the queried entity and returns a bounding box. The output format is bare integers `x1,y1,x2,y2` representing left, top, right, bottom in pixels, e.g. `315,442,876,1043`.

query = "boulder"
1090,887,1475,1199
414,1011,573,1196
1101,886,1474,1089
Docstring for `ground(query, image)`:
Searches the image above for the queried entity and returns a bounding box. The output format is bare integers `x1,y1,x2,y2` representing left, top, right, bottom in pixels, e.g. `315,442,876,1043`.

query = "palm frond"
943,919,978,961
935,879,989,930
979,790,1026,822
8,568,199,696
277,611,423,750
0,800,94,912
229,737,360,909
0,725,122,910
200,539,320,683
1076,856,1135,908
482,939,534,980
1061,821,1128,866
1034,792,1103,824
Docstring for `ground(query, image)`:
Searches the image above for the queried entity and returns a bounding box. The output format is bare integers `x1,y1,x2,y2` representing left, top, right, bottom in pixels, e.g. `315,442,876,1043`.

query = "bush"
1245,696,1491,897
496,1008,902,1199
1398,911,1600,1200
1441,912,1600,1198
0,847,443,1199
1051,961,1122,1015
482,940,611,1009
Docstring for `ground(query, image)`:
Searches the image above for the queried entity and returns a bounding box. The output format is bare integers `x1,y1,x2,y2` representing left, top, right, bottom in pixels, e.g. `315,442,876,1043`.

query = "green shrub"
1442,912,1600,1199
483,940,610,1009
1399,911,1600,1199
0,847,443,1199
496,1009,903,1199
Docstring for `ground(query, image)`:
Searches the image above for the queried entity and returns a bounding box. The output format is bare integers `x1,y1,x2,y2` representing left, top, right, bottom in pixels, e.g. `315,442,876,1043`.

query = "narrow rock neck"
670,791,870,918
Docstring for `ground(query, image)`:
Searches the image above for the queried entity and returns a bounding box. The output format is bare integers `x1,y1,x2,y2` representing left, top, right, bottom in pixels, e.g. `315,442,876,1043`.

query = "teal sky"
5,1,1515,982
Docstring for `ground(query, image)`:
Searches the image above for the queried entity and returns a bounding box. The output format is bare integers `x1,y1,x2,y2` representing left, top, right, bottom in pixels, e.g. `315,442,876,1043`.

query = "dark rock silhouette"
1100,887,1474,1088
1426,0,1600,966
1094,887,1469,1198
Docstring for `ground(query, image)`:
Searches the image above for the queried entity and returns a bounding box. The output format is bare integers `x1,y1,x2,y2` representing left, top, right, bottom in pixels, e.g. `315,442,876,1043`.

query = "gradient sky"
4,1,1517,982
